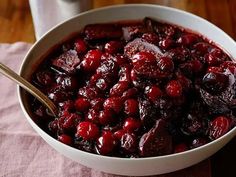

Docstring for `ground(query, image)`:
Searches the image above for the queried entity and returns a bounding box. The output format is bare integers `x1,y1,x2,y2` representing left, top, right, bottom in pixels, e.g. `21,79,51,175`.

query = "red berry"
96,131,118,155
85,109,99,124
193,42,211,55
99,109,114,125
76,121,100,140
114,129,126,140
131,51,156,64
58,134,72,145
145,85,162,102
209,116,231,140
124,99,139,116
190,138,208,149
75,98,90,112
207,66,223,73
62,113,81,130
90,98,104,111
177,34,198,46
159,38,175,50
190,60,203,73
220,61,236,74
174,143,188,153
81,49,102,72
141,32,159,44
205,48,225,66
113,54,129,66
123,117,141,132
122,88,138,100
166,80,183,97
104,41,123,54
157,56,174,73
121,133,137,153
74,38,87,53
110,81,130,97
119,65,132,83
103,97,123,114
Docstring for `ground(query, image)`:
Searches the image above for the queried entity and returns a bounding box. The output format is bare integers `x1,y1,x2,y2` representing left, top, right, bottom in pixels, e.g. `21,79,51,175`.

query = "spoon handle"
0,62,58,117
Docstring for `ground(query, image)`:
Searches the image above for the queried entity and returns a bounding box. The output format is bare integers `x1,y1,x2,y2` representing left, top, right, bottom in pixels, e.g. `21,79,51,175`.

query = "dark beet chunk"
139,98,158,129
52,50,80,74
84,24,122,40
139,119,172,157
202,72,229,95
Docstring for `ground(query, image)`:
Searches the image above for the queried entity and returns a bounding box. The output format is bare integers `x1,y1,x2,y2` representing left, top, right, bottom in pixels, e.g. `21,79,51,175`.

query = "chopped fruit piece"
166,80,183,97
52,50,80,73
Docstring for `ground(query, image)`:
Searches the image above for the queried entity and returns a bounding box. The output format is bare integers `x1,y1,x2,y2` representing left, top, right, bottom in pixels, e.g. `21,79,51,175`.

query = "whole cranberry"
75,98,90,112
190,138,208,149
165,80,183,97
157,56,174,73
119,65,132,83
114,129,126,140
145,85,162,102
74,38,87,54
78,86,101,100
104,41,123,54
124,99,139,116
207,66,223,73
56,75,79,91
62,113,81,130
59,100,75,112
121,133,137,153
141,32,159,44
177,34,198,46
202,72,229,95
85,109,99,124
205,48,226,66
90,98,104,111
220,61,236,74
122,88,138,100
193,42,211,56
113,54,129,66
175,71,192,92
81,49,102,72
36,71,54,86
123,117,141,132
99,109,115,125
110,81,130,97
96,78,110,91
209,116,231,140
103,97,123,114
58,134,72,145
174,143,188,153
76,121,100,140
131,51,156,64
159,38,175,50
96,131,118,155
167,47,190,63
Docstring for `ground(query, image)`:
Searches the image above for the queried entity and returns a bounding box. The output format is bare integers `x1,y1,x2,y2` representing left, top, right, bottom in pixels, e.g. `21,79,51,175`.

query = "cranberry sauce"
29,17,236,157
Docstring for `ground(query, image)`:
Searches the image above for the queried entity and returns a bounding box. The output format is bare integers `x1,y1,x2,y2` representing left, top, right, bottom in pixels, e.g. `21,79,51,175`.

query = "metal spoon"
0,62,58,117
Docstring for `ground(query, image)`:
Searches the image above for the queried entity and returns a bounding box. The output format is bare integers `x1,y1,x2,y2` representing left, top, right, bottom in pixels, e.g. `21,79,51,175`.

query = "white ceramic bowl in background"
18,4,236,176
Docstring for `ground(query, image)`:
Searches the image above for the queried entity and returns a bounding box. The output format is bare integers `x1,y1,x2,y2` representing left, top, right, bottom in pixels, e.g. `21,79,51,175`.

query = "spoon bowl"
0,62,58,117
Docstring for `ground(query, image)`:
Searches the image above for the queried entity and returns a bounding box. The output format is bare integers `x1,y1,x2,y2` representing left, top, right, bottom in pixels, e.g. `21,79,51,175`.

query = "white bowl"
18,4,236,176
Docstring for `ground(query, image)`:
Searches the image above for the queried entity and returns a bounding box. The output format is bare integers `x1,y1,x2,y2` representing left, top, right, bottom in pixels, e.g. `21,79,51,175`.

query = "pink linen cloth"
0,42,211,177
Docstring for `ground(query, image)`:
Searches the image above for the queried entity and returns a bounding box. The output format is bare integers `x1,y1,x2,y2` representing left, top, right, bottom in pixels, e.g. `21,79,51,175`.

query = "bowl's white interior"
18,4,236,176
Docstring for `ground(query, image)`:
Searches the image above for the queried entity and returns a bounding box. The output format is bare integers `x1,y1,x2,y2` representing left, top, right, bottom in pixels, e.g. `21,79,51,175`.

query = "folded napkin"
0,42,211,177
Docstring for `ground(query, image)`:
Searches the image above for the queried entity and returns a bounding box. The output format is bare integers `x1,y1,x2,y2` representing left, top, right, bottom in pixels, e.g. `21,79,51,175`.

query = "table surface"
0,0,236,176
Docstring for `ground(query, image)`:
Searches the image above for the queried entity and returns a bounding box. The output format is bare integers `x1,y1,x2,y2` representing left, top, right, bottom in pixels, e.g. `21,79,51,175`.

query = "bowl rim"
18,3,236,162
